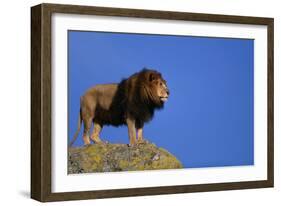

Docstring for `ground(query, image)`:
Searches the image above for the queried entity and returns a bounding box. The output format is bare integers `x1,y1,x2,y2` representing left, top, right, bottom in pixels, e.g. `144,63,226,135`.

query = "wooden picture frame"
31,3,274,202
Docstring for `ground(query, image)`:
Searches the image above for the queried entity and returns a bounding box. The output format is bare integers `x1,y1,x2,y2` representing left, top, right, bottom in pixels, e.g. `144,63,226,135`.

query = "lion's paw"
137,138,149,144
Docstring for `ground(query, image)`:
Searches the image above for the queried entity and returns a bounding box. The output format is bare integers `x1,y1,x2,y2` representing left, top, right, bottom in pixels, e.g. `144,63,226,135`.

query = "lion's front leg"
126,117,137,146
136,122,147,144
137,128,149,144
137,127,144,143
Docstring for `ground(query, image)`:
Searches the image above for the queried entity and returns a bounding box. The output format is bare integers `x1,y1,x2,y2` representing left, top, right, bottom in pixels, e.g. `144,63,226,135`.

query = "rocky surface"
68,143,183,173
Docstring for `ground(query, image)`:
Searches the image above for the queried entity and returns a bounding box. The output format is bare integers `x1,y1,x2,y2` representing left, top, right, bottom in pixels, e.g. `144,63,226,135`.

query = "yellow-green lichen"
68,143,183,174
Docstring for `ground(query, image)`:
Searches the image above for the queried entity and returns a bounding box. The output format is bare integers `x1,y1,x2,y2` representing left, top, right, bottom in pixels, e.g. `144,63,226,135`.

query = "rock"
68,143,183,173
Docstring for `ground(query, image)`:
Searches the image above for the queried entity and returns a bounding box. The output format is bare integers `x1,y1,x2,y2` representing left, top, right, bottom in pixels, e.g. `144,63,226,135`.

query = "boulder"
68,143,183,173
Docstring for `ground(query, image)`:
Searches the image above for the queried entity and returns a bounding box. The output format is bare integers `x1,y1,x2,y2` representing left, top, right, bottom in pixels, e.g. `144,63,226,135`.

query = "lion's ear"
149,73,157,82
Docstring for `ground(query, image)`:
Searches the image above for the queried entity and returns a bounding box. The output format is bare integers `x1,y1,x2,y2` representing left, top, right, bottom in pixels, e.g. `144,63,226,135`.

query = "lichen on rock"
68,143,183,174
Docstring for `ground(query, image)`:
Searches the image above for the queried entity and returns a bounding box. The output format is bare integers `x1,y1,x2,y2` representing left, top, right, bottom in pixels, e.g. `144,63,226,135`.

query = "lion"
69,68,170,146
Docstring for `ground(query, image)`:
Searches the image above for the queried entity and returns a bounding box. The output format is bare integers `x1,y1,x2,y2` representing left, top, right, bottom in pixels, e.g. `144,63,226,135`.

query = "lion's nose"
166,89,170,96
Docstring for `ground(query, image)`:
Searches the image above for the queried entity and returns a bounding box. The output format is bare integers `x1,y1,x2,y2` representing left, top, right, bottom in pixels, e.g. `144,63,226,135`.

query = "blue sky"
68,30,254,168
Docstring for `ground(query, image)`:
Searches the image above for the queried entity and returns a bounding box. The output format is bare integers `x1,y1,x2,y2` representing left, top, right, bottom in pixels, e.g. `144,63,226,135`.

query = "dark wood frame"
31,3,274,202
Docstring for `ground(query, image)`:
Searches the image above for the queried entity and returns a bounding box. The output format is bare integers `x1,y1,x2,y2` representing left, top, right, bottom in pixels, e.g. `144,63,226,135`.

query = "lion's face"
148,72,170,104
155,79,169,103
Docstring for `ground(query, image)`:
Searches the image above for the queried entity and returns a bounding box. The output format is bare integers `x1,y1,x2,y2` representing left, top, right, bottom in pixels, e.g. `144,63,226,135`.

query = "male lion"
69,68,169,146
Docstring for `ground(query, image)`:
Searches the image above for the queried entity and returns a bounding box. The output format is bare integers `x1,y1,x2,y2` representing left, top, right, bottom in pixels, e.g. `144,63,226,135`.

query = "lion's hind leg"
81,105,95,145
90,122,104,144
82,116,93,145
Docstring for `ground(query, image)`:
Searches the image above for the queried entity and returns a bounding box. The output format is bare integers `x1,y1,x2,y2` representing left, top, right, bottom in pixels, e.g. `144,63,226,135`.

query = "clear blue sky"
68,30,254,168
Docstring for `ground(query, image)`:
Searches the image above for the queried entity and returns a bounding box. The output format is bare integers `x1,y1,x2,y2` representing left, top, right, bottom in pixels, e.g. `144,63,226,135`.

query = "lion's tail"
69,108,82,147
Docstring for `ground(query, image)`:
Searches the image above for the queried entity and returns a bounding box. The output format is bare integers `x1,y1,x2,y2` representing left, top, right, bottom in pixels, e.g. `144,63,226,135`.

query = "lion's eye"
160,82,162,86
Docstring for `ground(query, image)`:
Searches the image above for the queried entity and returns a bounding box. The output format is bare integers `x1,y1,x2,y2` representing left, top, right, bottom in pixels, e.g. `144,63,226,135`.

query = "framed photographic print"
31,3,274,202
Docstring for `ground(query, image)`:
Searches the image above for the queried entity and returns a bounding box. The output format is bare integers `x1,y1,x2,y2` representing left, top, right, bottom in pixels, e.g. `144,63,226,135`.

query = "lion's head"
138,69,170,108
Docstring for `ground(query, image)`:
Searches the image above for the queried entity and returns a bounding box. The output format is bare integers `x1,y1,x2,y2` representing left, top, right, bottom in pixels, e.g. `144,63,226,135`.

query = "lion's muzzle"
160,88,169,102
